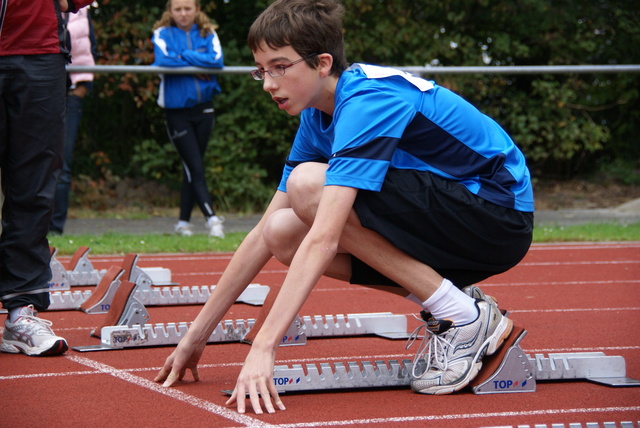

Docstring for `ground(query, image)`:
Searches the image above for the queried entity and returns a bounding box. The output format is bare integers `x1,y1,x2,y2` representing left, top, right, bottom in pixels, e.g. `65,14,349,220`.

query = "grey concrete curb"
64,214,262,235
62,198,640,235
534,197,640,226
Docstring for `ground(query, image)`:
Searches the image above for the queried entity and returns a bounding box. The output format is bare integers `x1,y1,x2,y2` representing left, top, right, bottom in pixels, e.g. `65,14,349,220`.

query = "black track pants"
0,54,66,311
165,102,216,222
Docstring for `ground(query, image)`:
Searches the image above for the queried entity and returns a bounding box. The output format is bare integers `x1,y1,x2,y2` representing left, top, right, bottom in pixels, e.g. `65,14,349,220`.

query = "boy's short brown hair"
247,0,348,77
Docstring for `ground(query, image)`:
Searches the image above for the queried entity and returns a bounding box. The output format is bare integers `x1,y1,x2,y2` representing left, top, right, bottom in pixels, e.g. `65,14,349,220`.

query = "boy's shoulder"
340,64,435,94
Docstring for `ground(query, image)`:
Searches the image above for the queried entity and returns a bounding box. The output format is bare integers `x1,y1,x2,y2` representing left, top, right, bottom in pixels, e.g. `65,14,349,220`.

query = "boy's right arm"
154,190,291,386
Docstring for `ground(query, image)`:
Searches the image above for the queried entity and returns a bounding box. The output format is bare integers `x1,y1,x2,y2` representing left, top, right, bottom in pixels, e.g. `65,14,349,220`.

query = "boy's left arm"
227,185,358,414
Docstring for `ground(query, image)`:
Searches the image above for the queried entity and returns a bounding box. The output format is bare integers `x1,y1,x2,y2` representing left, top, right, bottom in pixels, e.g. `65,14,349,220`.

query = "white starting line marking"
65,355,275,428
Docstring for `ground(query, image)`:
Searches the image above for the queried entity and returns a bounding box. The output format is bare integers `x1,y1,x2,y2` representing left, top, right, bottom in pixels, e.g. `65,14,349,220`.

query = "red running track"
1,242,639,427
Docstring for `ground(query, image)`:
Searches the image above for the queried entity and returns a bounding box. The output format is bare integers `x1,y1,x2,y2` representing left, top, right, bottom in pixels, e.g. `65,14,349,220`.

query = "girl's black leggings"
165,102,217,222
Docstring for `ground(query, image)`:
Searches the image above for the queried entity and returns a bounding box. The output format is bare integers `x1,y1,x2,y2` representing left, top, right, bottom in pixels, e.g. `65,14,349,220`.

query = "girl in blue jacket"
152,0,225,237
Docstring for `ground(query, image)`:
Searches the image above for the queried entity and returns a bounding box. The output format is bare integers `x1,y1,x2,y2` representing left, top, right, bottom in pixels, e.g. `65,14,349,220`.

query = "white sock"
404,293,423,306
177,220,190,227
421,279,478,325
9,306,30,323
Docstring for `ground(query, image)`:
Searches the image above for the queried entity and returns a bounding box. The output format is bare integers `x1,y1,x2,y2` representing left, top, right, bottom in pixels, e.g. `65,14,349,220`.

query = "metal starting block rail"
72,311,409,352
49,246,171,289
48,251,270,311
49,282,269,311
70,277,410,352
266,327,640,395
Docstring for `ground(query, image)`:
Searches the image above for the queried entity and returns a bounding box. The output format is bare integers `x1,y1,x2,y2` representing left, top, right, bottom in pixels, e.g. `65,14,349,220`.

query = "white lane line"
35,306,638,336
509,307,640,313
529,243,640,250
0,353,415,381
65,354,275,428
479,279,639,287
170,261,640,278
55,242,639,268
72,254,235,263
0,370,100,381
4,346,637,382
519,260,639,266
174,269,288,277
272,406,640,427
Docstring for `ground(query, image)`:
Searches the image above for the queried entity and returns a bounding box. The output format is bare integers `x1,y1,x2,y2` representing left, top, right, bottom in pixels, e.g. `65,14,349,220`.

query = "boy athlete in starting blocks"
155,0,534,414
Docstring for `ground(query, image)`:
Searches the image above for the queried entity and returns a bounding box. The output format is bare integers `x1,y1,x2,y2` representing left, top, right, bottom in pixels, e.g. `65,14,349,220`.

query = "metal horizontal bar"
66,64,640,75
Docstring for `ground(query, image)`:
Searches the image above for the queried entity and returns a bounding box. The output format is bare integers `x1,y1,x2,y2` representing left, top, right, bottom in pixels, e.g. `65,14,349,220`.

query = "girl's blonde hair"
152,0,218,37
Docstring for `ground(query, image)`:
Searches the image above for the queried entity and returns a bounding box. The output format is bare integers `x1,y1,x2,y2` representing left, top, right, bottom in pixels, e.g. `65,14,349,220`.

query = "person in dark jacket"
0,0,96,356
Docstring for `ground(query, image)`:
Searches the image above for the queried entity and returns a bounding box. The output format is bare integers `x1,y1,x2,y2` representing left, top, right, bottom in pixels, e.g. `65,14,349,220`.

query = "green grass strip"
533,222,640,243
48,232,247,255
48,223,640,256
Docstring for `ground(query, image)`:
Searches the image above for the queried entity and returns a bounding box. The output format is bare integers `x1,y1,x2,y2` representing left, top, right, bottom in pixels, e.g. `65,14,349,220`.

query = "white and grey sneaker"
1,305,68,356
462,285,497,306
407,299,513,395
174,222,194,237
206,216,225,238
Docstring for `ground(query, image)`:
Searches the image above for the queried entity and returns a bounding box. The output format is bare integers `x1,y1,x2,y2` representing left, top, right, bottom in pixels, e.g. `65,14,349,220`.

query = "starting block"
266,326,640,395
71,280,640,396
49,246,172,290
48,252,270,311
49,246,101,289
279,312,410,346
73,311,409,352
71,279,410,351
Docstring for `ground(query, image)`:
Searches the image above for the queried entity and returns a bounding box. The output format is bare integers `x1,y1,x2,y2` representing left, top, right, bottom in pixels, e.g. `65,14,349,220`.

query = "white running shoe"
407,299,513,395
1,305,68,356
462,285,497,306
206,216,225,238
174,222,193,237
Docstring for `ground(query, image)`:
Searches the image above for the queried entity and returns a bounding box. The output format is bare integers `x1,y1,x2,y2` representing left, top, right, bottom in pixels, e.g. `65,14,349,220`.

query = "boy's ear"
318,53,334,77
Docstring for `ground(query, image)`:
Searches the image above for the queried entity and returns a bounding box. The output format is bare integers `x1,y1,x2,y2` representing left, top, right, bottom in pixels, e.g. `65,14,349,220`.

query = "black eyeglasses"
250,53,319,81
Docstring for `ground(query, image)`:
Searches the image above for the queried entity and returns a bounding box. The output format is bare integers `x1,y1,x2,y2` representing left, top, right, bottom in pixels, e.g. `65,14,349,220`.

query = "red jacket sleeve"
67,0,96,13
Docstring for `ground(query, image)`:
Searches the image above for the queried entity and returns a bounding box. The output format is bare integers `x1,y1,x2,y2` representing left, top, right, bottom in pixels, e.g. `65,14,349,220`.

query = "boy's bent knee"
287,163,327,195
263,209,307,265
287,163,327,219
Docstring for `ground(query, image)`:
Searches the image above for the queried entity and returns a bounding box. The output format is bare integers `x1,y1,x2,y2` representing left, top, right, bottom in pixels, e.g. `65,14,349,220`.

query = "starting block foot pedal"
89,280,149,338
80,266,125,314
471,325,535,394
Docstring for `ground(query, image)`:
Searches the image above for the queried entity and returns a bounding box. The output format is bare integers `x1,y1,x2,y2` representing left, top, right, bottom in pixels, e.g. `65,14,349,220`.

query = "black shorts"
351,169,534,287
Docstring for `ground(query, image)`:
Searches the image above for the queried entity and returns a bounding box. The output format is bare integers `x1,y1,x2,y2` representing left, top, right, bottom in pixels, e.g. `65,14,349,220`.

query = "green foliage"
597,158,640,185
72,0,640,212
130,139,178,182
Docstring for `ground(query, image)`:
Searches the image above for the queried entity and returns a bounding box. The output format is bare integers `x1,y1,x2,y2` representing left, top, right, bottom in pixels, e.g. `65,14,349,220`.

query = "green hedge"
72,0,640,211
